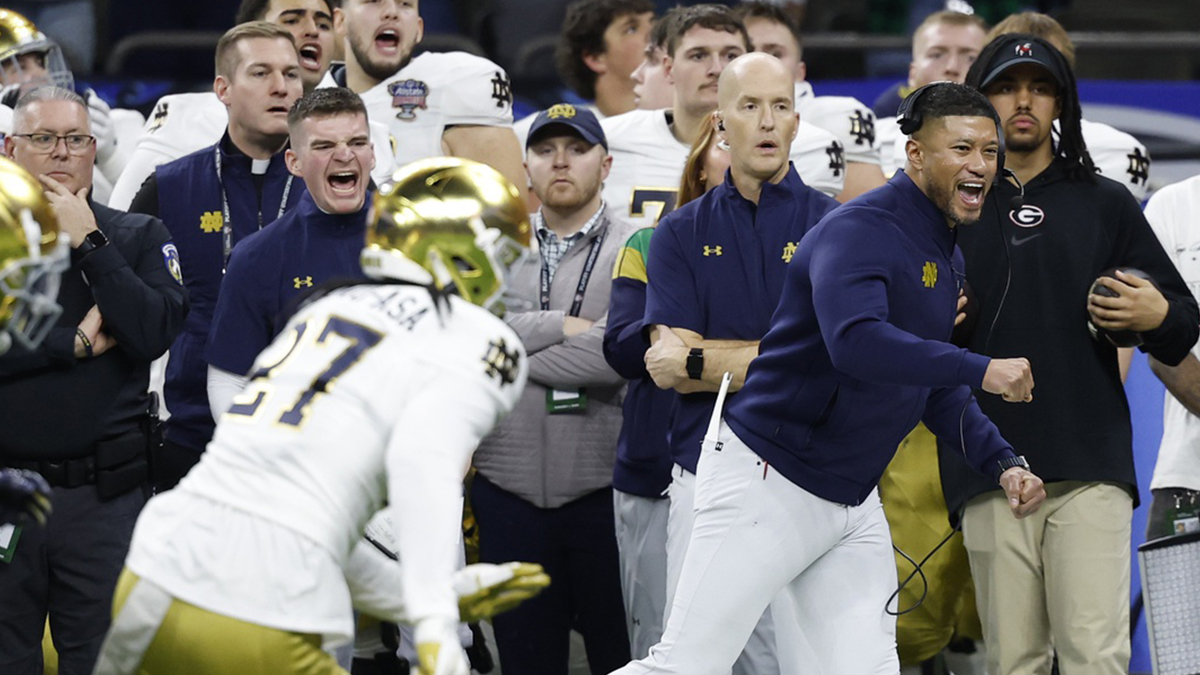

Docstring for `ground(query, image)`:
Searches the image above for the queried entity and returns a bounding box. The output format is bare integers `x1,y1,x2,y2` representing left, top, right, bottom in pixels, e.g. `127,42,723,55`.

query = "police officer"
0,86,186,675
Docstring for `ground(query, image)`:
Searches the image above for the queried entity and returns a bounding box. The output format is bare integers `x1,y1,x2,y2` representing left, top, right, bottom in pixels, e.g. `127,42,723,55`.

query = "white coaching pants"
611,421,900,675
666,464,780,675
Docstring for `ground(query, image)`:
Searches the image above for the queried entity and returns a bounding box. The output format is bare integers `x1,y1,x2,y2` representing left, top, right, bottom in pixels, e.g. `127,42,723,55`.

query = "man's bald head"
714,52,797,190
716,52,792,109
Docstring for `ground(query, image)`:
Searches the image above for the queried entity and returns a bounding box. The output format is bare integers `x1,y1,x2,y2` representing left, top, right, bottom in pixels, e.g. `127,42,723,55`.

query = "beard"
347,31,411,82
923,168,983,228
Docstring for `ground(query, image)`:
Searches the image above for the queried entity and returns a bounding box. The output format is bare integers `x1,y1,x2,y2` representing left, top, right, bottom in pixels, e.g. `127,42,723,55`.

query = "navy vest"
158,133,308,451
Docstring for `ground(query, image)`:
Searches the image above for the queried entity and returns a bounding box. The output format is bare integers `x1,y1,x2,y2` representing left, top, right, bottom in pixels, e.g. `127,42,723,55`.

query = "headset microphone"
1003,168,1025,209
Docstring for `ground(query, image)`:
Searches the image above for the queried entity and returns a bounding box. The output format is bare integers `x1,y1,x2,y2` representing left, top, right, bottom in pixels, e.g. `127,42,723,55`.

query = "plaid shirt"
533,202,606,283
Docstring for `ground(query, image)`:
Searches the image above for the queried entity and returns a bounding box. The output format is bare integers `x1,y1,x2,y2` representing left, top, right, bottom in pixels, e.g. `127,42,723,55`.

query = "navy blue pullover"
205,190,370,376
604,227,676,498
724,171,1017,506
644,165,838,473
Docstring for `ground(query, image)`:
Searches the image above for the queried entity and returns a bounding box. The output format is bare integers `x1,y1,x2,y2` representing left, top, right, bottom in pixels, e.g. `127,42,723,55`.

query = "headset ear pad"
896,82,938,137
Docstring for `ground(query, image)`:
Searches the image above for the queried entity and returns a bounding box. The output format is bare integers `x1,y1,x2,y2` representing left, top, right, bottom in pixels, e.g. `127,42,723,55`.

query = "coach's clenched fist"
1000,466,1046,518
982,357,1034,402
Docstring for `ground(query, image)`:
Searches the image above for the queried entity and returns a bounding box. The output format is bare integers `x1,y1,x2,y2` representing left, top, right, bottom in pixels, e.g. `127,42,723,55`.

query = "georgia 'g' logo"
1009,204,1045,228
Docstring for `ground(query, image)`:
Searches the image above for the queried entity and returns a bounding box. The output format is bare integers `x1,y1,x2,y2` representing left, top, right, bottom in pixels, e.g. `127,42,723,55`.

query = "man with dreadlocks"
943,34,1198,675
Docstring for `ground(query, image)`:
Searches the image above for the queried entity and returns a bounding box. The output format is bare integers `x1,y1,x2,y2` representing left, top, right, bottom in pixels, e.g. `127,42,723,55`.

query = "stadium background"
65,1,1200,672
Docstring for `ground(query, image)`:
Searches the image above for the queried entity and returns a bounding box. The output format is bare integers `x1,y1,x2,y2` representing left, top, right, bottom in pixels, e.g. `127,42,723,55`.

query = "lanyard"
540,227,607,316
215,144,293,273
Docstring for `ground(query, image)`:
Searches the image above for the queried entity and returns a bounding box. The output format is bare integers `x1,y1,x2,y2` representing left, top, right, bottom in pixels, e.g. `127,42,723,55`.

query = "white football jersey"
1082,118,1151,202
601,108,845,230
108,91,398,211
320,51,514,170
876,116,905,178
795,81,882,167
1143,175,1200,493
126,284,527,642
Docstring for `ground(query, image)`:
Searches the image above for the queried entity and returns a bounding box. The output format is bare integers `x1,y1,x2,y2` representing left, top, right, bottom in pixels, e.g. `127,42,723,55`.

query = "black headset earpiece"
896,82,938,136
898,82,1008,191
717,120,725,132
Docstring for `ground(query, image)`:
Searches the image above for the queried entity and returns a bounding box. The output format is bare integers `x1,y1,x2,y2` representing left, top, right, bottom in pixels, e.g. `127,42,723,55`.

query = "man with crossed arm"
641,53,839,675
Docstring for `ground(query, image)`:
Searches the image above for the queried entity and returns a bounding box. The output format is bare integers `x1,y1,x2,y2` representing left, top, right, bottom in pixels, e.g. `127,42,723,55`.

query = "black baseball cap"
976,34,1069,90
526,103,608,151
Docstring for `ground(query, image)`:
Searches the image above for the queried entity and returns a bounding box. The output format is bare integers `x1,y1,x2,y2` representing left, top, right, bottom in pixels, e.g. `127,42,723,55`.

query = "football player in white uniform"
93,158,549,675
602,5,843,230
109,0,397,211
320,0,526,197
735,1,885,202
0,8,145,205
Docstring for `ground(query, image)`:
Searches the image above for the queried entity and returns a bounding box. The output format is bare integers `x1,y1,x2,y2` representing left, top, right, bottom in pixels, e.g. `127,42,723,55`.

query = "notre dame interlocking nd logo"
547,103,577,119
482,337,520,386
781,241,799,263
200,211,223,234
922,261,937,288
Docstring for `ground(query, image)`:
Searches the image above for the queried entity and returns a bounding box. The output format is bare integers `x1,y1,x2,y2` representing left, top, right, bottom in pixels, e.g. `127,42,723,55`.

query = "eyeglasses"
12,133,96,154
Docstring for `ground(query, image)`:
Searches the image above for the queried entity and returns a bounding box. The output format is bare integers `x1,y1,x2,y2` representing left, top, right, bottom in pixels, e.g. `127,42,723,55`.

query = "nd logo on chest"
922,261,938,289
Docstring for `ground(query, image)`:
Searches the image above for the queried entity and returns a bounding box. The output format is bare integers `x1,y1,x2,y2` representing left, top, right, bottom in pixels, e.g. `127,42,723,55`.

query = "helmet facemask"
0,208,67,353
0,42,73,95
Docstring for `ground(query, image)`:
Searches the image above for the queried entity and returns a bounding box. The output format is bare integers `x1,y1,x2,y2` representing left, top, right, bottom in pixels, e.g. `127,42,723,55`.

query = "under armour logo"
1016,43,1033,57
491,72,512,109
922,261,937,288
482,337,520,386
781,241,798,263
1127,147,1150,186
703,245,723,257
293,276,313,289
849,110,875,146
199,211,223,234
826,142,845,178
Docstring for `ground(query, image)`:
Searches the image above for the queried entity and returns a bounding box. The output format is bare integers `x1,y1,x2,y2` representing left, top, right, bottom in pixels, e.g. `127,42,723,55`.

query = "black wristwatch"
686,347,704,381
995,455,1030,483
76,229,109,257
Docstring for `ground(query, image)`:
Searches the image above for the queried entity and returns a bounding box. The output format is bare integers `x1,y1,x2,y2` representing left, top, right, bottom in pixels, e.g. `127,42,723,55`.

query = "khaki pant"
963,481,1132,675
94,569,347,675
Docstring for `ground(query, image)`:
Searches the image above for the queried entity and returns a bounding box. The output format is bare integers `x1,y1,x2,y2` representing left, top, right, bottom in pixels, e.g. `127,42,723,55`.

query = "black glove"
0,468,53,526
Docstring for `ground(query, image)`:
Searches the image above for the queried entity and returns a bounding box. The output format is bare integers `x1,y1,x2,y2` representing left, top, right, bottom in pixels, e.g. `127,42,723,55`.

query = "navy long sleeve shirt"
644,165,838,473
604,226,676,498
724,171,1016,506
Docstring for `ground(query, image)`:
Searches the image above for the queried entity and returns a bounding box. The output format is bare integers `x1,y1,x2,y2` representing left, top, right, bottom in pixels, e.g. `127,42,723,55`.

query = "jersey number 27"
226,315,383,428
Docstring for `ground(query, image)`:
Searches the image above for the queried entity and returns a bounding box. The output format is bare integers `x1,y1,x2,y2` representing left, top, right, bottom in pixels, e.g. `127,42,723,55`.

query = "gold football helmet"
0,155,67,354
0,9,73,91
363,158,532,314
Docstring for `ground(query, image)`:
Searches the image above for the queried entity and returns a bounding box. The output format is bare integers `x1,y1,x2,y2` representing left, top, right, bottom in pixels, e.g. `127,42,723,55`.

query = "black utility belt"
7,429,149,500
